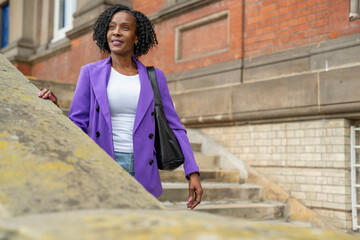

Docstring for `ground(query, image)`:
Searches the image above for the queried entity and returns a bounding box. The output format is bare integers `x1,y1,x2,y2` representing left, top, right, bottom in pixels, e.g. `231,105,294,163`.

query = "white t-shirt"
107,67,140,153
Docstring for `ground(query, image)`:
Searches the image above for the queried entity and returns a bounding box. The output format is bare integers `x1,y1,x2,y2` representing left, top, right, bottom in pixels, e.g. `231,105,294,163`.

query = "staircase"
159,142,286,221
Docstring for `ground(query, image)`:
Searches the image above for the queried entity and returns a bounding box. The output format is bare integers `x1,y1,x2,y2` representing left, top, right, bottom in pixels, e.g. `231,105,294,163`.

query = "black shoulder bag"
146,66,184,171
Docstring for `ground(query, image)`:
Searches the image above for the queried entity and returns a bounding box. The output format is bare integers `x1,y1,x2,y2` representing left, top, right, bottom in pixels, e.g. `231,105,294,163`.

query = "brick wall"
133,0,165,15
140,0,360,74
19,0,360,82
140,0,243,74
31,33,103,84
244,0,360,57
201,119,352,229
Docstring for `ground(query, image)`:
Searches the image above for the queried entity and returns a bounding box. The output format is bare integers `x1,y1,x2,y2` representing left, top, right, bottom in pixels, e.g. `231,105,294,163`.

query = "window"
52,0,76,43
1,3,9,48
350,0,360,20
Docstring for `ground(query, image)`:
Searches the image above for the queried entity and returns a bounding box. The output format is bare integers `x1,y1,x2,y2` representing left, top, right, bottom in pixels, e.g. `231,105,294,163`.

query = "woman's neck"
110,54,138,76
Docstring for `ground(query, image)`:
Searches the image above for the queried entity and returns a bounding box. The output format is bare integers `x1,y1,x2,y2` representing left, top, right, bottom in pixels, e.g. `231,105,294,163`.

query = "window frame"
52,0,76,43
1,2,9,48
350,0,360,20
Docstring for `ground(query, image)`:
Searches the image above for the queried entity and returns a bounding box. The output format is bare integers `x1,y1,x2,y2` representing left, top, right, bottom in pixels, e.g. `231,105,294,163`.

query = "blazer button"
151,111,155,116
149,160,154,166
96,106,100,112
96,131,100,137
149,133,154,139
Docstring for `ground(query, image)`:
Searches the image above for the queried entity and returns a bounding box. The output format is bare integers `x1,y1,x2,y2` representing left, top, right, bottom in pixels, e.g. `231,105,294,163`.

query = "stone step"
194,153,220,169
159,169,241,183
190,142,202,152
258,219,313,228
158,183,264,202
164,201,285,221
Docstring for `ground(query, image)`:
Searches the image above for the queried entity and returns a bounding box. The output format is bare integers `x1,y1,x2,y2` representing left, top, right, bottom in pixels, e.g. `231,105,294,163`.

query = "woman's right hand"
38,88,60,108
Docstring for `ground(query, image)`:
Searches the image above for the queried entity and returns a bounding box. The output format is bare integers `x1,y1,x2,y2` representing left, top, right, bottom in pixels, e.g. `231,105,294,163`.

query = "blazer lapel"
90,56,112,130
133,58,154,134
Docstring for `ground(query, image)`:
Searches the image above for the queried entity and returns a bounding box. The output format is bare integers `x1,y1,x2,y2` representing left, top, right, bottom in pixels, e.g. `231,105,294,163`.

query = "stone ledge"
0,53,163,218
167,59,242,83
0,209,356,240
171,64,360,127
149,0,221,24
244,33,360,69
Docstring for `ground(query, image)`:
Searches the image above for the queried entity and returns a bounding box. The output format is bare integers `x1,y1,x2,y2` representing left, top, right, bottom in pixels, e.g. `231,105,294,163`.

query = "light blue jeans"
114,152,135,177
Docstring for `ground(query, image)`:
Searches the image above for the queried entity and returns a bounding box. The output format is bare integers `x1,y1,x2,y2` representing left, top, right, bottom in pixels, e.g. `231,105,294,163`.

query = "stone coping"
0,209,357,240
0,53,163,219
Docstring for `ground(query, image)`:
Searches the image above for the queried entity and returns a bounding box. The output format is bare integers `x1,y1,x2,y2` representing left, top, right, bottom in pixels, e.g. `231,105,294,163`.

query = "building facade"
1,0,360,231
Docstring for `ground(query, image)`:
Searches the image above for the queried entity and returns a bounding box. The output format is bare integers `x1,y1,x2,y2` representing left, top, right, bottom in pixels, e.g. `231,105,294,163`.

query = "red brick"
298,2,307,9
277,13,292,22
311,3,328,13
279,28,292,36
279,36,289,43
313,18,328,28
279,21,289,29
262,32,276,41
305,29,316,37
289,19,298,27
260,4,276,14
297,16,307,25
277,1,291,8
14,62,31,76
293,23,312,32
278,7,289,15
329,32,339,38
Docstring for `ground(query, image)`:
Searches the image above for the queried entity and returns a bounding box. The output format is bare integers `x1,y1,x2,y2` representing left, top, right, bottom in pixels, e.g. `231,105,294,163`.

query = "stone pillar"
1,0,37,61
37,0,54,52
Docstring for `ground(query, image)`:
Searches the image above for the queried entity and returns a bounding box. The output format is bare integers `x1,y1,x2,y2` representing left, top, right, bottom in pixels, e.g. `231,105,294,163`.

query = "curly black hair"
93,4,158,59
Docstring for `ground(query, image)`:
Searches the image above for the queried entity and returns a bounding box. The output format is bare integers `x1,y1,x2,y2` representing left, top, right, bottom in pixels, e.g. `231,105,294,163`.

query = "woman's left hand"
187,172,203,209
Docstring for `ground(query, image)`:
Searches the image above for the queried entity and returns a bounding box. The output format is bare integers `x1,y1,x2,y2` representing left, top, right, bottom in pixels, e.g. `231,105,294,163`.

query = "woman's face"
107,11,137,56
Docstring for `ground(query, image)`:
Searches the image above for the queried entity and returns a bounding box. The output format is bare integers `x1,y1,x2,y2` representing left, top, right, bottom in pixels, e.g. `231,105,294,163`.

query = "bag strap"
146,66,163,107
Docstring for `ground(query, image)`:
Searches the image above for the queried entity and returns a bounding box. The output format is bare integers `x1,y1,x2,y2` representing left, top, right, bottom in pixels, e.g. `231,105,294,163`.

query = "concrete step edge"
159,169,242,183
163,201,285,221
163,200,284,208
161,182,263,189
159,169,239,173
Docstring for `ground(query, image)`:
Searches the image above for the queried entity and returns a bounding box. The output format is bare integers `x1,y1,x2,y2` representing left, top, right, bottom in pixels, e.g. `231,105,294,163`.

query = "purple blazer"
68,56,199,197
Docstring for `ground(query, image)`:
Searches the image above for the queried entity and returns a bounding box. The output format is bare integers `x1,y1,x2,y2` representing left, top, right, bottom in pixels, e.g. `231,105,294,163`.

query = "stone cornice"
149,0,221,24
73,0,132,19
66,21,94,40
29,39,71,64
244,33,360,69
166,59,242,83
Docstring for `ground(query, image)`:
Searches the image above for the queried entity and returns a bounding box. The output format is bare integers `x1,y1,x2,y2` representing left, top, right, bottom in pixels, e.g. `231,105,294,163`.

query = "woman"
38,5,203,209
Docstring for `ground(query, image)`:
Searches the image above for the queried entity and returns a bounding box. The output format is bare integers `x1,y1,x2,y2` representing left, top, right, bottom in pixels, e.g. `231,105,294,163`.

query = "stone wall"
201,118,353,229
